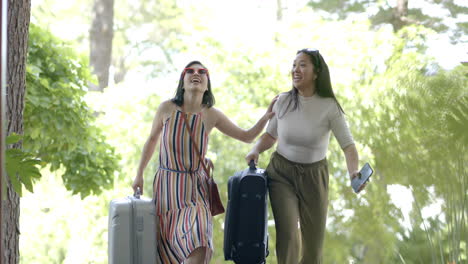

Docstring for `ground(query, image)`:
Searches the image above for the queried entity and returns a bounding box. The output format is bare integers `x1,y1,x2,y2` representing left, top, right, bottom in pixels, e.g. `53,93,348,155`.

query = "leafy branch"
5,133,42,196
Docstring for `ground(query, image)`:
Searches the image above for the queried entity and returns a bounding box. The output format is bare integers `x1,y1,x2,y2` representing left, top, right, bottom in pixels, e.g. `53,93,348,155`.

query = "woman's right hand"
245,150,260,165
132,175,144,195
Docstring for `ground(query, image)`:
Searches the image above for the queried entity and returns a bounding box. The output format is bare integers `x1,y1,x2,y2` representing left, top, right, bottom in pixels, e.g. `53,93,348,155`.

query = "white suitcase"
108,190,160,264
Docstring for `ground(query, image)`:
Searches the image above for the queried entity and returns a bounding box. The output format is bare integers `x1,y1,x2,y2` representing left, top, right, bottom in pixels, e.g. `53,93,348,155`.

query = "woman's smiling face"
183,63,209,92
292,52,317,94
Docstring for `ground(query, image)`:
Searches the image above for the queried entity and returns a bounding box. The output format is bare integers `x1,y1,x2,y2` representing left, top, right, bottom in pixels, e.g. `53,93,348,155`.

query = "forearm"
244,114,270,143
252,133,276,154
343,144,359,176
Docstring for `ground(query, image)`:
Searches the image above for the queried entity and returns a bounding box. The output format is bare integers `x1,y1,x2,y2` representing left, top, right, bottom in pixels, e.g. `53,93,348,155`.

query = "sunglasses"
304,48,319,54
184,68,209,75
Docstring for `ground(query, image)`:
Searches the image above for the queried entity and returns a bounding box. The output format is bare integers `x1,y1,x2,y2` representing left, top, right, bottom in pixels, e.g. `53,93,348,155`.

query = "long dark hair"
279,49,344,118
171,61,215,107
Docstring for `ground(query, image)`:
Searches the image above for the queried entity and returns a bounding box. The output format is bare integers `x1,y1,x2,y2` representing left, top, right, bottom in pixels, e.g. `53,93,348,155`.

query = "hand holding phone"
351,163,373,193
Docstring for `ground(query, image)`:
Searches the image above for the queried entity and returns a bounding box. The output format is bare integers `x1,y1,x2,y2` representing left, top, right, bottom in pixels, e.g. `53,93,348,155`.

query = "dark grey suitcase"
224,161,269,264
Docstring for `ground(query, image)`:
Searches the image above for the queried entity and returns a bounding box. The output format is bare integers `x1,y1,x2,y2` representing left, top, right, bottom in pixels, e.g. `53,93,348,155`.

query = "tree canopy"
16,1,468,263
23,24,120,197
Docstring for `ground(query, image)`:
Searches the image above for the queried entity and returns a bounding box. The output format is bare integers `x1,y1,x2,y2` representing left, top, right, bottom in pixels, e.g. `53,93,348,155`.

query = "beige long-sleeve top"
266,93,354,163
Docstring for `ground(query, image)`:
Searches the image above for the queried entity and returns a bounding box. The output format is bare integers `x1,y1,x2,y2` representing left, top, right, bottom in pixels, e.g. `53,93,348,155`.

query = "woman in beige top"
246,49,366,264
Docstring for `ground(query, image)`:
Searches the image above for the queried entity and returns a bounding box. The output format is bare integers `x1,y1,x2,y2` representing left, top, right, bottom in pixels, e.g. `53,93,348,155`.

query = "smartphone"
351,163,373,193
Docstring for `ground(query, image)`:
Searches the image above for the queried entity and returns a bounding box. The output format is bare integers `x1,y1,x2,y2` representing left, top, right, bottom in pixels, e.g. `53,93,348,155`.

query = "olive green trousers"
266,152,329,264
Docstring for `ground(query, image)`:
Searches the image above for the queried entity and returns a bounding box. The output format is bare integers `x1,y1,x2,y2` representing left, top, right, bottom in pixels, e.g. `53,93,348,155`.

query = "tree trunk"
0,0,6,260
4,0,30,263
391,0,409,32
276,0,283,21
89,0,114,91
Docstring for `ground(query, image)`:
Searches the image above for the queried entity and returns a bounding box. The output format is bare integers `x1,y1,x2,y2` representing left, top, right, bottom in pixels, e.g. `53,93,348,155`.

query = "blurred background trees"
10,0,467,263
307,0,468,40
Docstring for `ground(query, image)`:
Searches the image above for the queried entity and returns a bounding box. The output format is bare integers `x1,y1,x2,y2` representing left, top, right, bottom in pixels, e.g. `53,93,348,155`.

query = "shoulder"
158,99,177,113
277,92,290,103
274,92,291,109
315,96,343,118
314,95,336,107
204,106,223,118
200,106,223,130
154,100,177,122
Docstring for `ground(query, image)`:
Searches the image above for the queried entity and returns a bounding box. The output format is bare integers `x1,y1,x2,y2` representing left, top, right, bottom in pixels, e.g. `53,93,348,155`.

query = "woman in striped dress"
132,61,276,264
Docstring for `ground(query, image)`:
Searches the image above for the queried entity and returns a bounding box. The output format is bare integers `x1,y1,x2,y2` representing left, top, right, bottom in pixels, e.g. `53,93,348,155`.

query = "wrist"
249,149,260,155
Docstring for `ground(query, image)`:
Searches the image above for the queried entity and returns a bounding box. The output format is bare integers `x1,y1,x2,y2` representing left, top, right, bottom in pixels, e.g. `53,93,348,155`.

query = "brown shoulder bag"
181,111,225,216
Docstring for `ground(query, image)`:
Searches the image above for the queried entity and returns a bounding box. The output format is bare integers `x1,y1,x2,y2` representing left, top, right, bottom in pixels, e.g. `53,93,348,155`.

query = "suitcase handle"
249,160,256,171
134,187,142,199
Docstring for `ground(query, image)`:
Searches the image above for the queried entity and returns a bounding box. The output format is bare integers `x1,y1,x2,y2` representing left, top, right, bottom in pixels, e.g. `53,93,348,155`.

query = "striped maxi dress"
153,109,213,263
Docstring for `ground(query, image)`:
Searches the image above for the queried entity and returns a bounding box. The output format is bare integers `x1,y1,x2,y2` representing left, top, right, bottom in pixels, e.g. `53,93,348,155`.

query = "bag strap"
180,107,213,178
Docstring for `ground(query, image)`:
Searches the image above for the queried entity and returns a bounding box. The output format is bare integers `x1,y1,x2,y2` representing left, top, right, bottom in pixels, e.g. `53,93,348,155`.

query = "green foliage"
364,50,467,191
5,133,42,196
307,0,369,18
30,0,190,85
360,39,468,263
21,2,467,263
85,87,163,197
112,0,189,79
392,216,463,264
24,24,120,198
20,171,111,264
307,0,467,41
20,82,160,263
314,24,467,263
